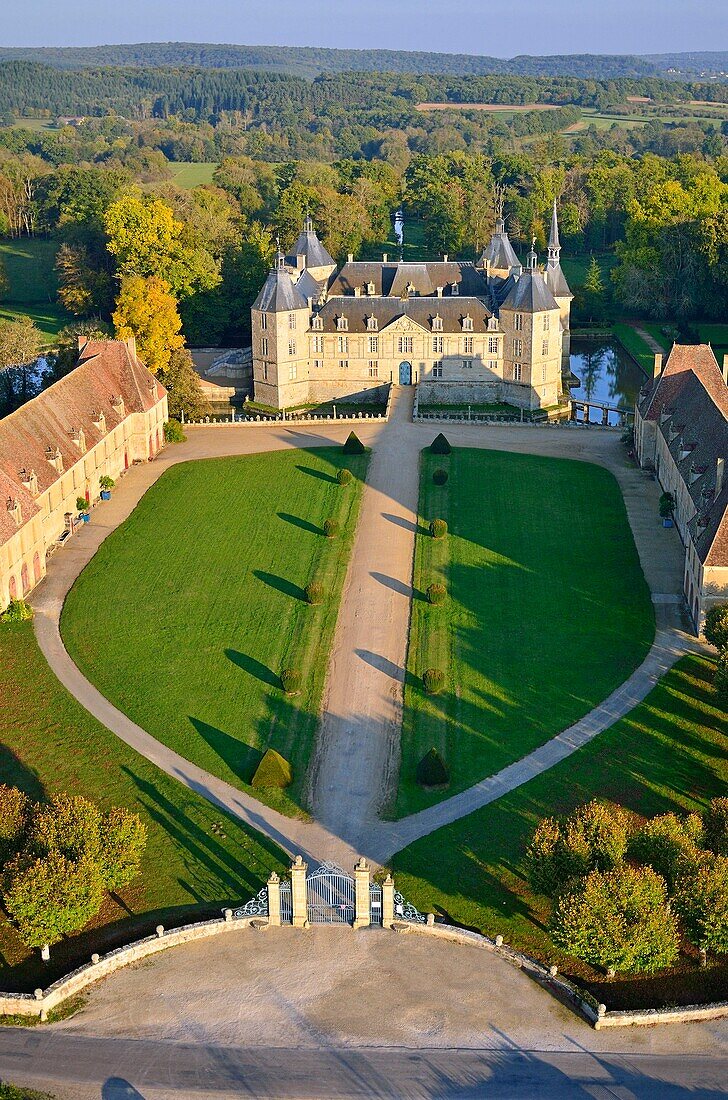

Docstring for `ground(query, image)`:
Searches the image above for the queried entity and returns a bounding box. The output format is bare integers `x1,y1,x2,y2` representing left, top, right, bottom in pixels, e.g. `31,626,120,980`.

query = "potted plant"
659,491,675,528
99,475,115,501
76,496,90,523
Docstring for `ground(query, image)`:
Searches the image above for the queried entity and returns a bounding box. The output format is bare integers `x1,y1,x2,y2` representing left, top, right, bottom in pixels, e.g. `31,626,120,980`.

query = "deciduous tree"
113,275,184,374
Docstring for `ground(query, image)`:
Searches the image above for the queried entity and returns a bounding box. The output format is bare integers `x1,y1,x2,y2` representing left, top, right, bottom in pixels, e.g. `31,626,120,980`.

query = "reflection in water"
569,336,648,425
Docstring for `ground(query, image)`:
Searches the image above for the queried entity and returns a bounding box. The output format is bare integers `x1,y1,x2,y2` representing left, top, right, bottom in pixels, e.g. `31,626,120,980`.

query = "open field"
0,239,59,303
416,102,558,112
61,449,368,816
396,448,654,816
393,655,727,1009
0,620,287,993
0,304,71,342
167,161,218,188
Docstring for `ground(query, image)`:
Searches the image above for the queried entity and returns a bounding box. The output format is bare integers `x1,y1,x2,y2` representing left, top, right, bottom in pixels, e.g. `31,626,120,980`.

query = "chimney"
443,254,449,263
347,252,354,263
722,354,728,386
382,253,388,263
717,456,725,500
653,353,663,379
354,287,361,297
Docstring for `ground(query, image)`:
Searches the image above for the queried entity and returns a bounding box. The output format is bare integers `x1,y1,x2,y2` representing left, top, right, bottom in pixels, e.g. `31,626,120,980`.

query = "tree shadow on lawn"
225,649,280,689
295,463,338,483
277,511,322,536
253,569,306,602
189,717,262,786
0,744,46,802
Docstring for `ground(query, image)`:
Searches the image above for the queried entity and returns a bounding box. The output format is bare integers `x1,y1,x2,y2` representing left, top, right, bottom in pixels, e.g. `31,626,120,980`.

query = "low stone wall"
0,912,260,1020
185,384,392,428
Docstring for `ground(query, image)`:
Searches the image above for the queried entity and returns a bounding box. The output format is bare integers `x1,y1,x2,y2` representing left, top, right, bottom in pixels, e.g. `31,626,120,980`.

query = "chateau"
251,204,572,411
635,343,728,634
0,339,167,611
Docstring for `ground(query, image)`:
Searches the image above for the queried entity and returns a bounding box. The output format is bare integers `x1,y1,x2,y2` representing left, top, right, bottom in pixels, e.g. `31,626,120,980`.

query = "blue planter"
662,518,674,528
81,513,90,523
100,490,111,501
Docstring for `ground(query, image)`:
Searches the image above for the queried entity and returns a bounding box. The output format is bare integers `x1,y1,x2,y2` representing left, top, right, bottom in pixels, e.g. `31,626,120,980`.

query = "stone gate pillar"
382,874,395,929
353,858,371,929
267,872,281,927
290,855,308,928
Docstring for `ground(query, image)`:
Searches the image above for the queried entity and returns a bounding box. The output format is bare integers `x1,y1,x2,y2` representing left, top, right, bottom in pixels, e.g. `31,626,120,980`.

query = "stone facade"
634,344,728,634
252,206,572,412
0,338,168,611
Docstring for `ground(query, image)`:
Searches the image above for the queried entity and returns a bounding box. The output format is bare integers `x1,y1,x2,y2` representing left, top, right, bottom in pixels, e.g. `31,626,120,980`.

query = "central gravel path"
310,387,419,852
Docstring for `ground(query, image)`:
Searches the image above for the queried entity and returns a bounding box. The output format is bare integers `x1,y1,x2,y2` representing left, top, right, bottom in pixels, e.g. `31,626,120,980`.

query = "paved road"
1,928,725,1098
30,411,697,868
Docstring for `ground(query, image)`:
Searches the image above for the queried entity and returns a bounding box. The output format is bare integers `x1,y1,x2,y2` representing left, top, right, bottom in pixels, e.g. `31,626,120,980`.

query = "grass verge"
61,448,368,816
396,447,654,815
393,655,727,1010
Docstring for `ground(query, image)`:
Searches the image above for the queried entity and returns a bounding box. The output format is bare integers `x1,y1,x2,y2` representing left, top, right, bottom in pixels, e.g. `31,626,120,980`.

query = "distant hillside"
0,42,726,81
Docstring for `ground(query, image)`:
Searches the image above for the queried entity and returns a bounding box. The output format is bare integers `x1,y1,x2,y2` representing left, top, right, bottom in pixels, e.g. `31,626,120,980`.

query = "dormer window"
462,315,473,332
312,314,323,331
432,315,443,332
406,282,416,297
70,427,86,452
337,316,348,332
111,396,125,419
366,316,378,332
46,447,63,474
19,468,38,497
6,497,22,528
451,282,459,296
487,315,498,331
92,410,106,434
679,440,696,462
367,282,375,296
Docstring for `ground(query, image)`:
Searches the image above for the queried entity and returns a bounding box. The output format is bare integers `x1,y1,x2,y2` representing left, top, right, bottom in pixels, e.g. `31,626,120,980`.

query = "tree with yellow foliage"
113,275,184,375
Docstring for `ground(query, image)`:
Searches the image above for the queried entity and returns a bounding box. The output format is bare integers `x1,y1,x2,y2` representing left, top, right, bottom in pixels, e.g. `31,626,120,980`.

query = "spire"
304,211,313,234
495,215,505,235
527,236,538,272
548,200,561,264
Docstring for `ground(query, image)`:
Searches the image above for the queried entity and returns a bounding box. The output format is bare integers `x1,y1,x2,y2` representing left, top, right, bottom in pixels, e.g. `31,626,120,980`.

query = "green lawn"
0,239,59,303
167,162,218,188
612,322,657,375
396,448,654,815
0,621,287,993
61,448,368,816
561,252,618,293
697,323,728,365
0,304,71,343
393,655,727,1009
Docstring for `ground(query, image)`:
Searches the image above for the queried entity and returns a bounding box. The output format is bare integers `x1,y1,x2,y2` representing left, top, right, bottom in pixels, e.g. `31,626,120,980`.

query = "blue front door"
399,361,412,385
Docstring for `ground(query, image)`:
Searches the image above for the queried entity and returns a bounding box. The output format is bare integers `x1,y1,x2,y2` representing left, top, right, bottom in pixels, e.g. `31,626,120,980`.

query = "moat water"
569,335,648,425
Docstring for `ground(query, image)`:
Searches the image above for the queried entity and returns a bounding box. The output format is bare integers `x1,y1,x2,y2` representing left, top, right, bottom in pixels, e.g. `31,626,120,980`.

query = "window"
542,339,549,357
288,313,296,330
314,359,323,369
451,282,459,296
288,340,296,356
432,362,443,378
463,336,473,354
462,359,473,370
514,313,523,331
337,316,348,331
367,316,378,331
261,312,268,331
261,337,269,357
542,365,546,383
288,364,297,380
513,338,522,358
398,336,413,355
312,315,323,331
368,335,379,354
432,335,443,354
339,359,349,370
432,315,443,332
488,336,499,355
543,314,550,332
513,363,522,382
367,281,375,296
313,334,323,354
462,315,473,332
263,363,268,380
337,335,349,354
369,361,379,378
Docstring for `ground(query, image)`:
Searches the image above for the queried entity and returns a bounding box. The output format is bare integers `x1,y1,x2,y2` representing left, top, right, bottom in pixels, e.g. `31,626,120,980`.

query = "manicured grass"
61,449,368,816
167,161,218,188
0,621,287,993
561,251,618,293
0,239,59,303
697,323,728,365
641,322,674,353
0,304,71,343
396,448,654,815
393,655,727,1009
612,322,657,375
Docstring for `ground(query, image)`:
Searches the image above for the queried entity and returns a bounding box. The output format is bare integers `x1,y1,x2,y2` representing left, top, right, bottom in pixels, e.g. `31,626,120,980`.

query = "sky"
3,0,726,56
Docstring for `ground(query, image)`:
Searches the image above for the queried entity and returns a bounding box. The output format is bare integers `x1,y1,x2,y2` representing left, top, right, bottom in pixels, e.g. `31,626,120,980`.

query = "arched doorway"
399,361,412,385
20,562,29,595
8,575,17,601
33,552,41,583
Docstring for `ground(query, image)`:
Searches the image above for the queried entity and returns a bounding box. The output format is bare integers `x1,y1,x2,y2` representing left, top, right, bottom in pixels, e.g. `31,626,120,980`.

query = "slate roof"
253,268,309,312
500,270,560,313
286,226,335,271
316,295,492,333
480,223,521,272
639,344,728,567
327,261,490,300
0,340,164,549
545,262,573,299
295,269,327,303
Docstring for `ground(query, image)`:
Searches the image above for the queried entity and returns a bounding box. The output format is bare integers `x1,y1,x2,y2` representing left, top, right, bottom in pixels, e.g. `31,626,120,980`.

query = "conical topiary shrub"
423,668,445,694
427,583,447,605
280,667,302,695
430,433,451,455
252,748,293,789
433,468,448,485
343,431,365,455
305,581,324,605
429,518,447,539
323,518,340,539
416,748,450,788
337,468,353,486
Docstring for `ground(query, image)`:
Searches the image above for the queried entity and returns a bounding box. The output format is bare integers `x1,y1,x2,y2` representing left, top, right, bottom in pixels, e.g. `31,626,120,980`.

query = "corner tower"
544,200,573,370
499,242,562,410
252,251,311,409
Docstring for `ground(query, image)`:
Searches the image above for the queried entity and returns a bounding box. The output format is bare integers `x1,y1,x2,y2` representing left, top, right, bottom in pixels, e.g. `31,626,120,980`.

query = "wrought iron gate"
280,880,292,923
306,861,355,924
369,881,383,926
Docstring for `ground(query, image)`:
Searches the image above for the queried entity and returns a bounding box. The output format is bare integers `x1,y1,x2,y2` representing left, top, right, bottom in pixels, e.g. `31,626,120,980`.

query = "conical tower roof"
253,253,309,312
286,215,335,271
480,217,520,271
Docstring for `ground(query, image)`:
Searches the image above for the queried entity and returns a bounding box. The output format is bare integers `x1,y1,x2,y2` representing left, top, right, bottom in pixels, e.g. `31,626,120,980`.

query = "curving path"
31,408,699,868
